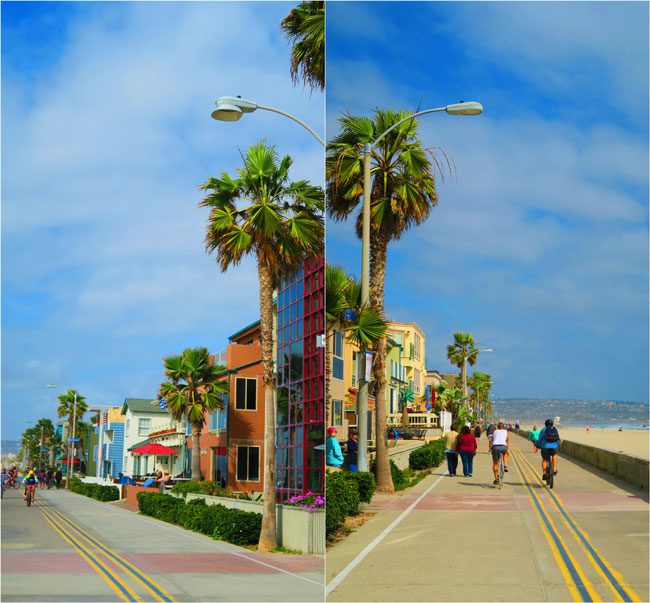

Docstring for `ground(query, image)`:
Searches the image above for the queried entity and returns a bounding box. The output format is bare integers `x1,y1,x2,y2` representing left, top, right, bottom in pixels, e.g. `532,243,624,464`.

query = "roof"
228,320,261,342
120,398,168,416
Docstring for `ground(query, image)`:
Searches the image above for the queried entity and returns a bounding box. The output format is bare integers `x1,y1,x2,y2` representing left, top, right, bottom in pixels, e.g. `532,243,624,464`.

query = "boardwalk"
327,434,648,602
2,488,323,602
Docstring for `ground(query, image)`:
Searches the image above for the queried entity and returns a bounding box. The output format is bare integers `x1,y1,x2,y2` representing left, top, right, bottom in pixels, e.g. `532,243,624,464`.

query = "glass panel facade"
276,256,324,501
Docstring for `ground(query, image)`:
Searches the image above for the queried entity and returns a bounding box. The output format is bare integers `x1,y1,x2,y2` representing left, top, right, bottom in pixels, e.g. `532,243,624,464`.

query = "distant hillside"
493,399,649,428
1,440,20,455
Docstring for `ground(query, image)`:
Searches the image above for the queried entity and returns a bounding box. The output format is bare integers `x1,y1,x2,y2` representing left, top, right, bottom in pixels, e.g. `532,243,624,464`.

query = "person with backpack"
536,418,561,481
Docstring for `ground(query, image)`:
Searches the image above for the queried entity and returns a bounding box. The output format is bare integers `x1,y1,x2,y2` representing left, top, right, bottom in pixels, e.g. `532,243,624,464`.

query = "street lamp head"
445,101,483,116
211,96,258,122
45,384,57,389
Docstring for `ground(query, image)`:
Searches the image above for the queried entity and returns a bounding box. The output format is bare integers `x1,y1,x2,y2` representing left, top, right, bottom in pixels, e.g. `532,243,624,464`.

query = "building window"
137,418,151,437
209,407,227,431
332,400,343,426
125,420,130,434
124,456,128,469
235,378,257,410
333,331,344,380
414,369,421,394
236,446,260,482
390,331,403,345
414,332,422,360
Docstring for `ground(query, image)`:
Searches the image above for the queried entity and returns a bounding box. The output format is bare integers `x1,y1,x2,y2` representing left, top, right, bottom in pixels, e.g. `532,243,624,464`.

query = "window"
124,456,128,469
414,369,421,394
333,331,344,380
137,418,151,437
209,407,227,431
125,419,130,434
235,378,257,410
236,446,260,481
390,331,403,345
332,400,343,426
414,333,422,359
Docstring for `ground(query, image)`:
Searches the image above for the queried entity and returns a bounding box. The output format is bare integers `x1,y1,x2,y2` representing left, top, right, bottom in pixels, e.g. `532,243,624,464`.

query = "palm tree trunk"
191,424,202,481
257,261,277,551
370,234,394,493
461,359,467,401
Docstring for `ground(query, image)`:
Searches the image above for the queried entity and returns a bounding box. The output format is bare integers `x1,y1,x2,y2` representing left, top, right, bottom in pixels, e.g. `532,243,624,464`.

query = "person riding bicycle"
8,466,18,485
490,421,510,485
23,470,37,501
537,419,560,480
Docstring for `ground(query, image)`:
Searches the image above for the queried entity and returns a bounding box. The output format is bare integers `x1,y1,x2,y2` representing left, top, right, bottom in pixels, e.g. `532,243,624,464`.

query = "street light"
88,405,112,479
357,101,483,472
211,96,325,147
46,384,78,489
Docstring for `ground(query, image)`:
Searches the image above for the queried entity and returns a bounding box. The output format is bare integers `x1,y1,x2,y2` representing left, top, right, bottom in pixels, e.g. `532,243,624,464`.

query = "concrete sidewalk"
326,434,649,602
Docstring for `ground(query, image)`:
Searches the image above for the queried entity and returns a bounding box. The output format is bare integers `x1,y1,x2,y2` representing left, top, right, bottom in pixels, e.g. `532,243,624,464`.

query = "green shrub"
179,498,207,531
409,439,446,470
389,460,408,491
342,472,375,504
172,480,216,498
325,472,360,535
213,507,262,546
137,492,185,524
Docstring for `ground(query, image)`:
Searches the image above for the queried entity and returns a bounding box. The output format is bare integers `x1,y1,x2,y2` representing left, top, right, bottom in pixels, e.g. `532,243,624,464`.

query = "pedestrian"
444,426,459,477
346,429,359,472
38,469,46,490
474,424,482,441
486,422,496,451
528,425,541,453
326,427,344,470
46,467,54,489
55,468,62,489
457,425,478,477
586,425,590,435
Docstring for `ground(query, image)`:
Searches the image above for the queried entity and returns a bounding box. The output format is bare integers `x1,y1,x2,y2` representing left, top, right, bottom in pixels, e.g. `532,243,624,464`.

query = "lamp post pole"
358,102,483,473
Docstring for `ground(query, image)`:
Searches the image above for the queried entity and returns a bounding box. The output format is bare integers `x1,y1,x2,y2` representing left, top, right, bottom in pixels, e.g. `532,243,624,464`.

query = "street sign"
68,438,80,442
40,449,49,452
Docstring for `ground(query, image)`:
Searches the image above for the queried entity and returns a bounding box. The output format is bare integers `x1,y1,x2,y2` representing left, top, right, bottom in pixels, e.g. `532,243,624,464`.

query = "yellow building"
386,321,427,410
328,327,361,439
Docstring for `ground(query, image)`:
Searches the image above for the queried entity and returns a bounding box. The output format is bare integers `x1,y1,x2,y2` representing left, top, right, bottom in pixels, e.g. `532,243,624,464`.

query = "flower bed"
284,491,324,509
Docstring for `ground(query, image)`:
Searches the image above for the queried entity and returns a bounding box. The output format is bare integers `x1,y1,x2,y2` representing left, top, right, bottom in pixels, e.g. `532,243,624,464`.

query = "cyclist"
490,421,510,485
8,466,18,487
23,470,37,501
537,419,560,481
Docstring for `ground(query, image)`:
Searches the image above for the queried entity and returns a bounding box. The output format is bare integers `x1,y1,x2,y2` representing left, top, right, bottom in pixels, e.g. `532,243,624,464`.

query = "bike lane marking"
35,501,140,602
512,442,642,603
326,470,448,596
40,501,174,603
511,447,600,602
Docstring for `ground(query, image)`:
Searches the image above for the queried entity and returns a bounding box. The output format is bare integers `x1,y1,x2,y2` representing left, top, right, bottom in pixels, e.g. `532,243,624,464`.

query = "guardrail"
387,413,439,428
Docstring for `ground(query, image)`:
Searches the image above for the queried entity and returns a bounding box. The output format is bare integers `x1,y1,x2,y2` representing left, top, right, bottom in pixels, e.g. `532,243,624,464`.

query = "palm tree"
280,1,324,91
447,333,480,400
327,109,449,493
159,347,228,483
57,390,88,484
200,140,324,551
468,371,492,420
325,264,387,423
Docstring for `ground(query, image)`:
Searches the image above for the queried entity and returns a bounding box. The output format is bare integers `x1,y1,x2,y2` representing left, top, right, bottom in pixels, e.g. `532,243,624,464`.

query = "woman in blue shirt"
326,427,344,469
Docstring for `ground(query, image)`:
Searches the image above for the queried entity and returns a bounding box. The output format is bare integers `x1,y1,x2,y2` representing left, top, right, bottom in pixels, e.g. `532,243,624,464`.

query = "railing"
148,418,182,435
386,412,439,428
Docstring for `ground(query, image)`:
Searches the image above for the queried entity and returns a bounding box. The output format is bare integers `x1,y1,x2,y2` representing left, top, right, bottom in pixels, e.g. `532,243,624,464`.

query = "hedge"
171,480,262,501
325,472,360,535
409,439,446,470
69,478,119,502
136,492,261,546
342,471,375,504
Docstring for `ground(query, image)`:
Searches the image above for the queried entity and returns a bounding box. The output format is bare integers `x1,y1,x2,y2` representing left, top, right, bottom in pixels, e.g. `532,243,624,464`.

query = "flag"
158,396,168,410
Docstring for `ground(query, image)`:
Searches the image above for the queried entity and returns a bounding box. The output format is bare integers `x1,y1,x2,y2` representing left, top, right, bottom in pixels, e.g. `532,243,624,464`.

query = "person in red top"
456,424,478,477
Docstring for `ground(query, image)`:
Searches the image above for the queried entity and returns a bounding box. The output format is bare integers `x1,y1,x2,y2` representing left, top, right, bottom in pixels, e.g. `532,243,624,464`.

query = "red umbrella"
131,442,178,455
61,459,81,464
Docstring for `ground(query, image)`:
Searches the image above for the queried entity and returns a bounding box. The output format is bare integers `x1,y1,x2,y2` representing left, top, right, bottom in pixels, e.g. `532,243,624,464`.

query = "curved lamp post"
357,101,483,472
211,96,324,147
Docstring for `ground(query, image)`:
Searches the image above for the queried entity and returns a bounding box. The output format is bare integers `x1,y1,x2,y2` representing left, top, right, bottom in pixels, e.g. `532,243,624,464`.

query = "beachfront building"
387,336,408,415
88,407,125,479
386,322,427,410
276,255,325,501
120,398,170,476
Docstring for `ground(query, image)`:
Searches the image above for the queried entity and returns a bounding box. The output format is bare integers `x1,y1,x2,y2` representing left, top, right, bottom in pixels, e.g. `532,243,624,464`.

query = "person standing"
444,427,459,477
346,429,359,472
54,468,63,489
326,427,344,470
457,425,478,477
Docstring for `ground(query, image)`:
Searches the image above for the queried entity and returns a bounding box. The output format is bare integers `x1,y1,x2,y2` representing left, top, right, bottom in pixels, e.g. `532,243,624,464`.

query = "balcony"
386,412,439,428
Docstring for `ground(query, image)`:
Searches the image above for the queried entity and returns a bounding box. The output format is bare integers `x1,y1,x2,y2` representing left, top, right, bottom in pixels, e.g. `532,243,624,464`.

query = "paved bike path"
326,434,648,602
2,487,323,602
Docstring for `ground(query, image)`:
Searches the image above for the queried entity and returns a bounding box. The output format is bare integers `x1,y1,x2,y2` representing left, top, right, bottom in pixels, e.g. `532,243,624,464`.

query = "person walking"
528,425,541,453
486,422,496,451
444,427,459,477
54,468,63,489
474,423,482,442
457,425,478,477
326,427,344,470
346,429,359,472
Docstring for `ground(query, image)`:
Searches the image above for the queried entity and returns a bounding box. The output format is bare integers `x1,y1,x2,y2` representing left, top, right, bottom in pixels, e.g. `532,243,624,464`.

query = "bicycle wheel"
26,490,31,506
547,464,554,489
13,480,21,490
498,454,504,489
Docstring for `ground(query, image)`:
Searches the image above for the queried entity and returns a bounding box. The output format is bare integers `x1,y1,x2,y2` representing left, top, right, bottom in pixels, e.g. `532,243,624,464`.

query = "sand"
521,426,649,460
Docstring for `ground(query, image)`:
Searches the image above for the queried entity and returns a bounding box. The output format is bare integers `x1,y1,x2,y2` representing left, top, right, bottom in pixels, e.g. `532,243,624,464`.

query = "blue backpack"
544,426,560,442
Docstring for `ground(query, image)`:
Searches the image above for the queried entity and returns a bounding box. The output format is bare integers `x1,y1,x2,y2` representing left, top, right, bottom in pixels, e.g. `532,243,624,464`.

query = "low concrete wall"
369,441,426,470
130,488,324,554
515,429,649,491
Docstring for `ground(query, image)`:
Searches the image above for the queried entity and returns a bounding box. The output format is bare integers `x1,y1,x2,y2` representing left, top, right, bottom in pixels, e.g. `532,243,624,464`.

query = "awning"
131,442,179,455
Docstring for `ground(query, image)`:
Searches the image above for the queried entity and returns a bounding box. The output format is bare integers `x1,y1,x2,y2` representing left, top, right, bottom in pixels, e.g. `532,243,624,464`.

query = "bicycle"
497,450,505,489
25,484,36,507
543,455,555,489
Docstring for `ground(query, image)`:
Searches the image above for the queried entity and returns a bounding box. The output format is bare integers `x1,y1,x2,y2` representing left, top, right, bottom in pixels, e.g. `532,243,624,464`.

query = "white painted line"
326,471,448,595
43,489,324,588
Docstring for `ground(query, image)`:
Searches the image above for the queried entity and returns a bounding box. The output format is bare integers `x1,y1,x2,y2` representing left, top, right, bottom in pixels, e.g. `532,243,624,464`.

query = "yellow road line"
42,502,173,602
511,447,601,602
512,442,642,602
36,502,140,602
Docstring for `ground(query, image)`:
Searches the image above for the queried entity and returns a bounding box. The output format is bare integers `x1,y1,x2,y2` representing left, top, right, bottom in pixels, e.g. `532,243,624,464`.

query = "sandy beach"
521,426,649,460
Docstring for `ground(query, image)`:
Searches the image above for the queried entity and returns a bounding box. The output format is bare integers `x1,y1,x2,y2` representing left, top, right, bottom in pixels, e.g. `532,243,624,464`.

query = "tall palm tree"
200,140,324,551
57,389,87,483
447,333,480,400
468,371,492,420
280,1,325,91
327,109,449,493
159,347,228,483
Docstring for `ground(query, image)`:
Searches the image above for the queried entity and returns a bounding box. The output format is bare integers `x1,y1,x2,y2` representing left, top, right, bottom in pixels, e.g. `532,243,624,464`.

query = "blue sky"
2,1,323,440
326,2,649,403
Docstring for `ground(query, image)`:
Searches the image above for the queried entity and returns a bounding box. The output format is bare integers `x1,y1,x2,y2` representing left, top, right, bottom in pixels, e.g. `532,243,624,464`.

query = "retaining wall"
369,440,426,470
515,429,648,491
